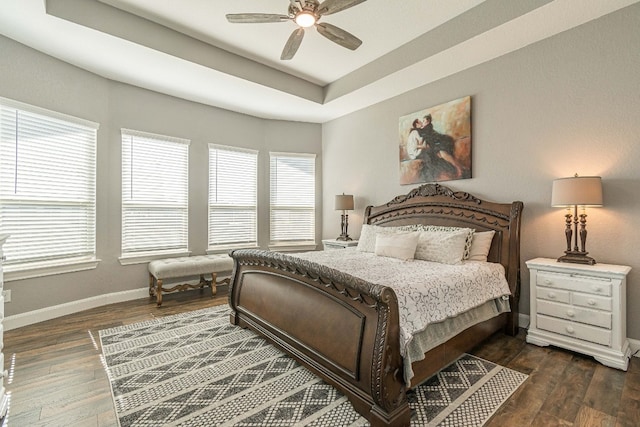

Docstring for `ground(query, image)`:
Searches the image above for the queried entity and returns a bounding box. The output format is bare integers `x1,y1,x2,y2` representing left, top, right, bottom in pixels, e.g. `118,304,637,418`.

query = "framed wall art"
399,96,471,185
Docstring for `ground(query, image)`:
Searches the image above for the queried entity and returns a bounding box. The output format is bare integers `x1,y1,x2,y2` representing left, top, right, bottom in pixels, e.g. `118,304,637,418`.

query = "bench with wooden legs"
148,254,234,306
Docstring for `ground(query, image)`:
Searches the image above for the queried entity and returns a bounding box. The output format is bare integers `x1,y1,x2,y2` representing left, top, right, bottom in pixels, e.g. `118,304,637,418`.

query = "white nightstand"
526,257,631,370
322,239,359,250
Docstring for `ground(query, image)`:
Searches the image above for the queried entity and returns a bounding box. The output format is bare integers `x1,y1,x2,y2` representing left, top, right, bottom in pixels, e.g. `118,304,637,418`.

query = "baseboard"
519,313,530,329
630,338,640,358
3,287,149,331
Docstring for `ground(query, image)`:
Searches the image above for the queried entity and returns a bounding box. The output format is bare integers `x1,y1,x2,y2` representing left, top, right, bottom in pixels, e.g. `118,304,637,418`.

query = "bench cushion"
148,254,233,280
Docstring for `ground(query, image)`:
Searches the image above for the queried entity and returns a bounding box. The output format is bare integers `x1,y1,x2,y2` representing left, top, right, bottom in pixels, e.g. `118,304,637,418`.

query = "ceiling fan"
226,0,366,60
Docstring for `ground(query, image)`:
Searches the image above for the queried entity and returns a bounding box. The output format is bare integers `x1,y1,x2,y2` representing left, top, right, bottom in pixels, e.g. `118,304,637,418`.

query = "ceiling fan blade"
281,28,305,60
226,13,290,23
318,0,367,16
316,22,362,50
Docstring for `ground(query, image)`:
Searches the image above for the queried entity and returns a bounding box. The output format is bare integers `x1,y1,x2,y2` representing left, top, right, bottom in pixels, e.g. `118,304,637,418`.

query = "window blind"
0,99,97,267
208,144,258,250
269,152,316,245
121,129,189,256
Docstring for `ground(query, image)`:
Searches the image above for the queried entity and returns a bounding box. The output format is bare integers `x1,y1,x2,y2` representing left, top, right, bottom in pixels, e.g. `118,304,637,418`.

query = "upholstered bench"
148,254,234,306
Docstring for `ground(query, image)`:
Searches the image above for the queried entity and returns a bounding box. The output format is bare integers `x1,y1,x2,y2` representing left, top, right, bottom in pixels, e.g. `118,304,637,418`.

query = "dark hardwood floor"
3,288,639,426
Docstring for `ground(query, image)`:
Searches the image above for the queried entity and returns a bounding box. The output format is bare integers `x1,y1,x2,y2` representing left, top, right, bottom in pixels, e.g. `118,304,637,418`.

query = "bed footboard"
228,249,411,427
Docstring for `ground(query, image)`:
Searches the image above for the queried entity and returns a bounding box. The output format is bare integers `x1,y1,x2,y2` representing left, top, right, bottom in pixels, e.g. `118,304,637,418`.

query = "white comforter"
290,248,511,356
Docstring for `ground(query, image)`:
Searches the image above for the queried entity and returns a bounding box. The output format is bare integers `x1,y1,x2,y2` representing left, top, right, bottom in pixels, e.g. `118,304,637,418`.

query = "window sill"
4,257,101,282
118,250,191,266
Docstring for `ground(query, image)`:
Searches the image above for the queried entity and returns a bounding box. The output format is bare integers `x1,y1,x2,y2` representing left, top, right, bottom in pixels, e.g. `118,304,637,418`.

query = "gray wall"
322,5,640,339
2,4,639,342
0,36,322,317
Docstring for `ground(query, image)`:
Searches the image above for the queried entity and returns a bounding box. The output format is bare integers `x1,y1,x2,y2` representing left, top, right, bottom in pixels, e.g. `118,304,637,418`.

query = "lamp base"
336,234,352,241
557,251,596,265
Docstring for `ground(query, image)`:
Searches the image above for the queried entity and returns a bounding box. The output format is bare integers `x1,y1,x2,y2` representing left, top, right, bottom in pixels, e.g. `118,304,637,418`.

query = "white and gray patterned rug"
99,305,527,426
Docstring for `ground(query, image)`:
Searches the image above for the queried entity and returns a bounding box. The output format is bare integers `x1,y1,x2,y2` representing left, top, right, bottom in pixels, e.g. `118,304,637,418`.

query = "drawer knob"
566,326,575,334
544,279,552,286
566,310,575,318
548,292,556,299
588,299,597,306
592,286,602,292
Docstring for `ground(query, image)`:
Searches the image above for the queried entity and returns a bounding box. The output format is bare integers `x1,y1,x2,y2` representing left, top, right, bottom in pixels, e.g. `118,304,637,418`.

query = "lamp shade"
335,194,354,211
551,176,603,207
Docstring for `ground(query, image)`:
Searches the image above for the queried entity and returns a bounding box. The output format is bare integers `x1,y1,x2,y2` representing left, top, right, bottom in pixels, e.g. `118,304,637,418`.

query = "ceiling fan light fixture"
295,12,316,27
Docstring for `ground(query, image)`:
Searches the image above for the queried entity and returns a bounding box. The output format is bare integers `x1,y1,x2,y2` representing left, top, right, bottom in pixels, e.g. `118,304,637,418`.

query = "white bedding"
290,248,511,358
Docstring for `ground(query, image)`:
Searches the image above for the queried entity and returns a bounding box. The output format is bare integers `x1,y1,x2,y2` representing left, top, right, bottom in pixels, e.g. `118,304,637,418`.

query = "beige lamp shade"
335,194,354,211
551,176,603,207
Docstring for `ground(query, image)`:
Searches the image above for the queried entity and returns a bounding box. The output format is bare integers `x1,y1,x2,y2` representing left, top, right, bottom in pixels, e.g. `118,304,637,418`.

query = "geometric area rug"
99,305,527,427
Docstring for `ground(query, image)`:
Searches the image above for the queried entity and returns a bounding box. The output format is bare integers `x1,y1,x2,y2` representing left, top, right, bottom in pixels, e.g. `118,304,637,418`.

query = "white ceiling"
1,0,638,123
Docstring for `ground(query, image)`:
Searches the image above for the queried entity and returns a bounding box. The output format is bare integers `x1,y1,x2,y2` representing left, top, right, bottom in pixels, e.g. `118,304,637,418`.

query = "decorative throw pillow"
420,225,475,259
414,229,469,264
374,232,420,261
467,230,496,262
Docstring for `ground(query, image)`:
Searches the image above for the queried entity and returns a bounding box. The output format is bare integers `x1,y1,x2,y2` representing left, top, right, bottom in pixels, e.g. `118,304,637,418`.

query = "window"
121,129,189,261
0,97,98,278
208,144,258,251
269,152,316,248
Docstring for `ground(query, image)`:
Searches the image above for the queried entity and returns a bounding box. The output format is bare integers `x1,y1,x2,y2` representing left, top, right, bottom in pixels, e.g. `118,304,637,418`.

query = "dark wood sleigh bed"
228,183,523,426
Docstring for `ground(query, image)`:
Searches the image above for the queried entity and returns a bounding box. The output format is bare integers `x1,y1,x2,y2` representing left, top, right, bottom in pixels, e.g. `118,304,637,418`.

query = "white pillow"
357,224,380,252
357,224,414,253
467,230,496,262
374,232,420,261
414,229,469,264
357,224,474,257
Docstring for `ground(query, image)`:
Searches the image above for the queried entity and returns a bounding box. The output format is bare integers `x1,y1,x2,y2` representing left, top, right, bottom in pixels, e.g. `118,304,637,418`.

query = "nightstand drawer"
572,292,612,311
537,300,611,329
537,314,611,346
537,272,611,296
536,287,570,304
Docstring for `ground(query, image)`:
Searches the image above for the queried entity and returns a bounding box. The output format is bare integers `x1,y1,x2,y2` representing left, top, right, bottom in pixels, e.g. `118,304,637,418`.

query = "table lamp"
335,194,354,241
551,174,603,265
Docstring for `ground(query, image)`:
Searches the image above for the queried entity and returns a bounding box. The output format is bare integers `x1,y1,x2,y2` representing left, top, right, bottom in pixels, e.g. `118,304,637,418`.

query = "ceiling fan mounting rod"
289,0,319,18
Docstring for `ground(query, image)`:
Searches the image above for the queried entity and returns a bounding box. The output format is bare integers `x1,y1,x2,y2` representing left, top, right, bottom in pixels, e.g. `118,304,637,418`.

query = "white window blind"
208,144,258,250
121,129,189,256
270,152,316,245
0,98,97,267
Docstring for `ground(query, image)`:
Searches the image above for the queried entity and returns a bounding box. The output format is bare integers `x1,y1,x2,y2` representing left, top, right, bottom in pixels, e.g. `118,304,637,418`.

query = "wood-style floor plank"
2,288,639,426
537,354,596,422
616,368,640,427
584,363,627,416
574,406,617,427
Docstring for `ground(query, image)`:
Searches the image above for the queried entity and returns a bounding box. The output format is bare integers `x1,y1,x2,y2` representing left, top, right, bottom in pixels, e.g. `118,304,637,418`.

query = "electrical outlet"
2,290,10,303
